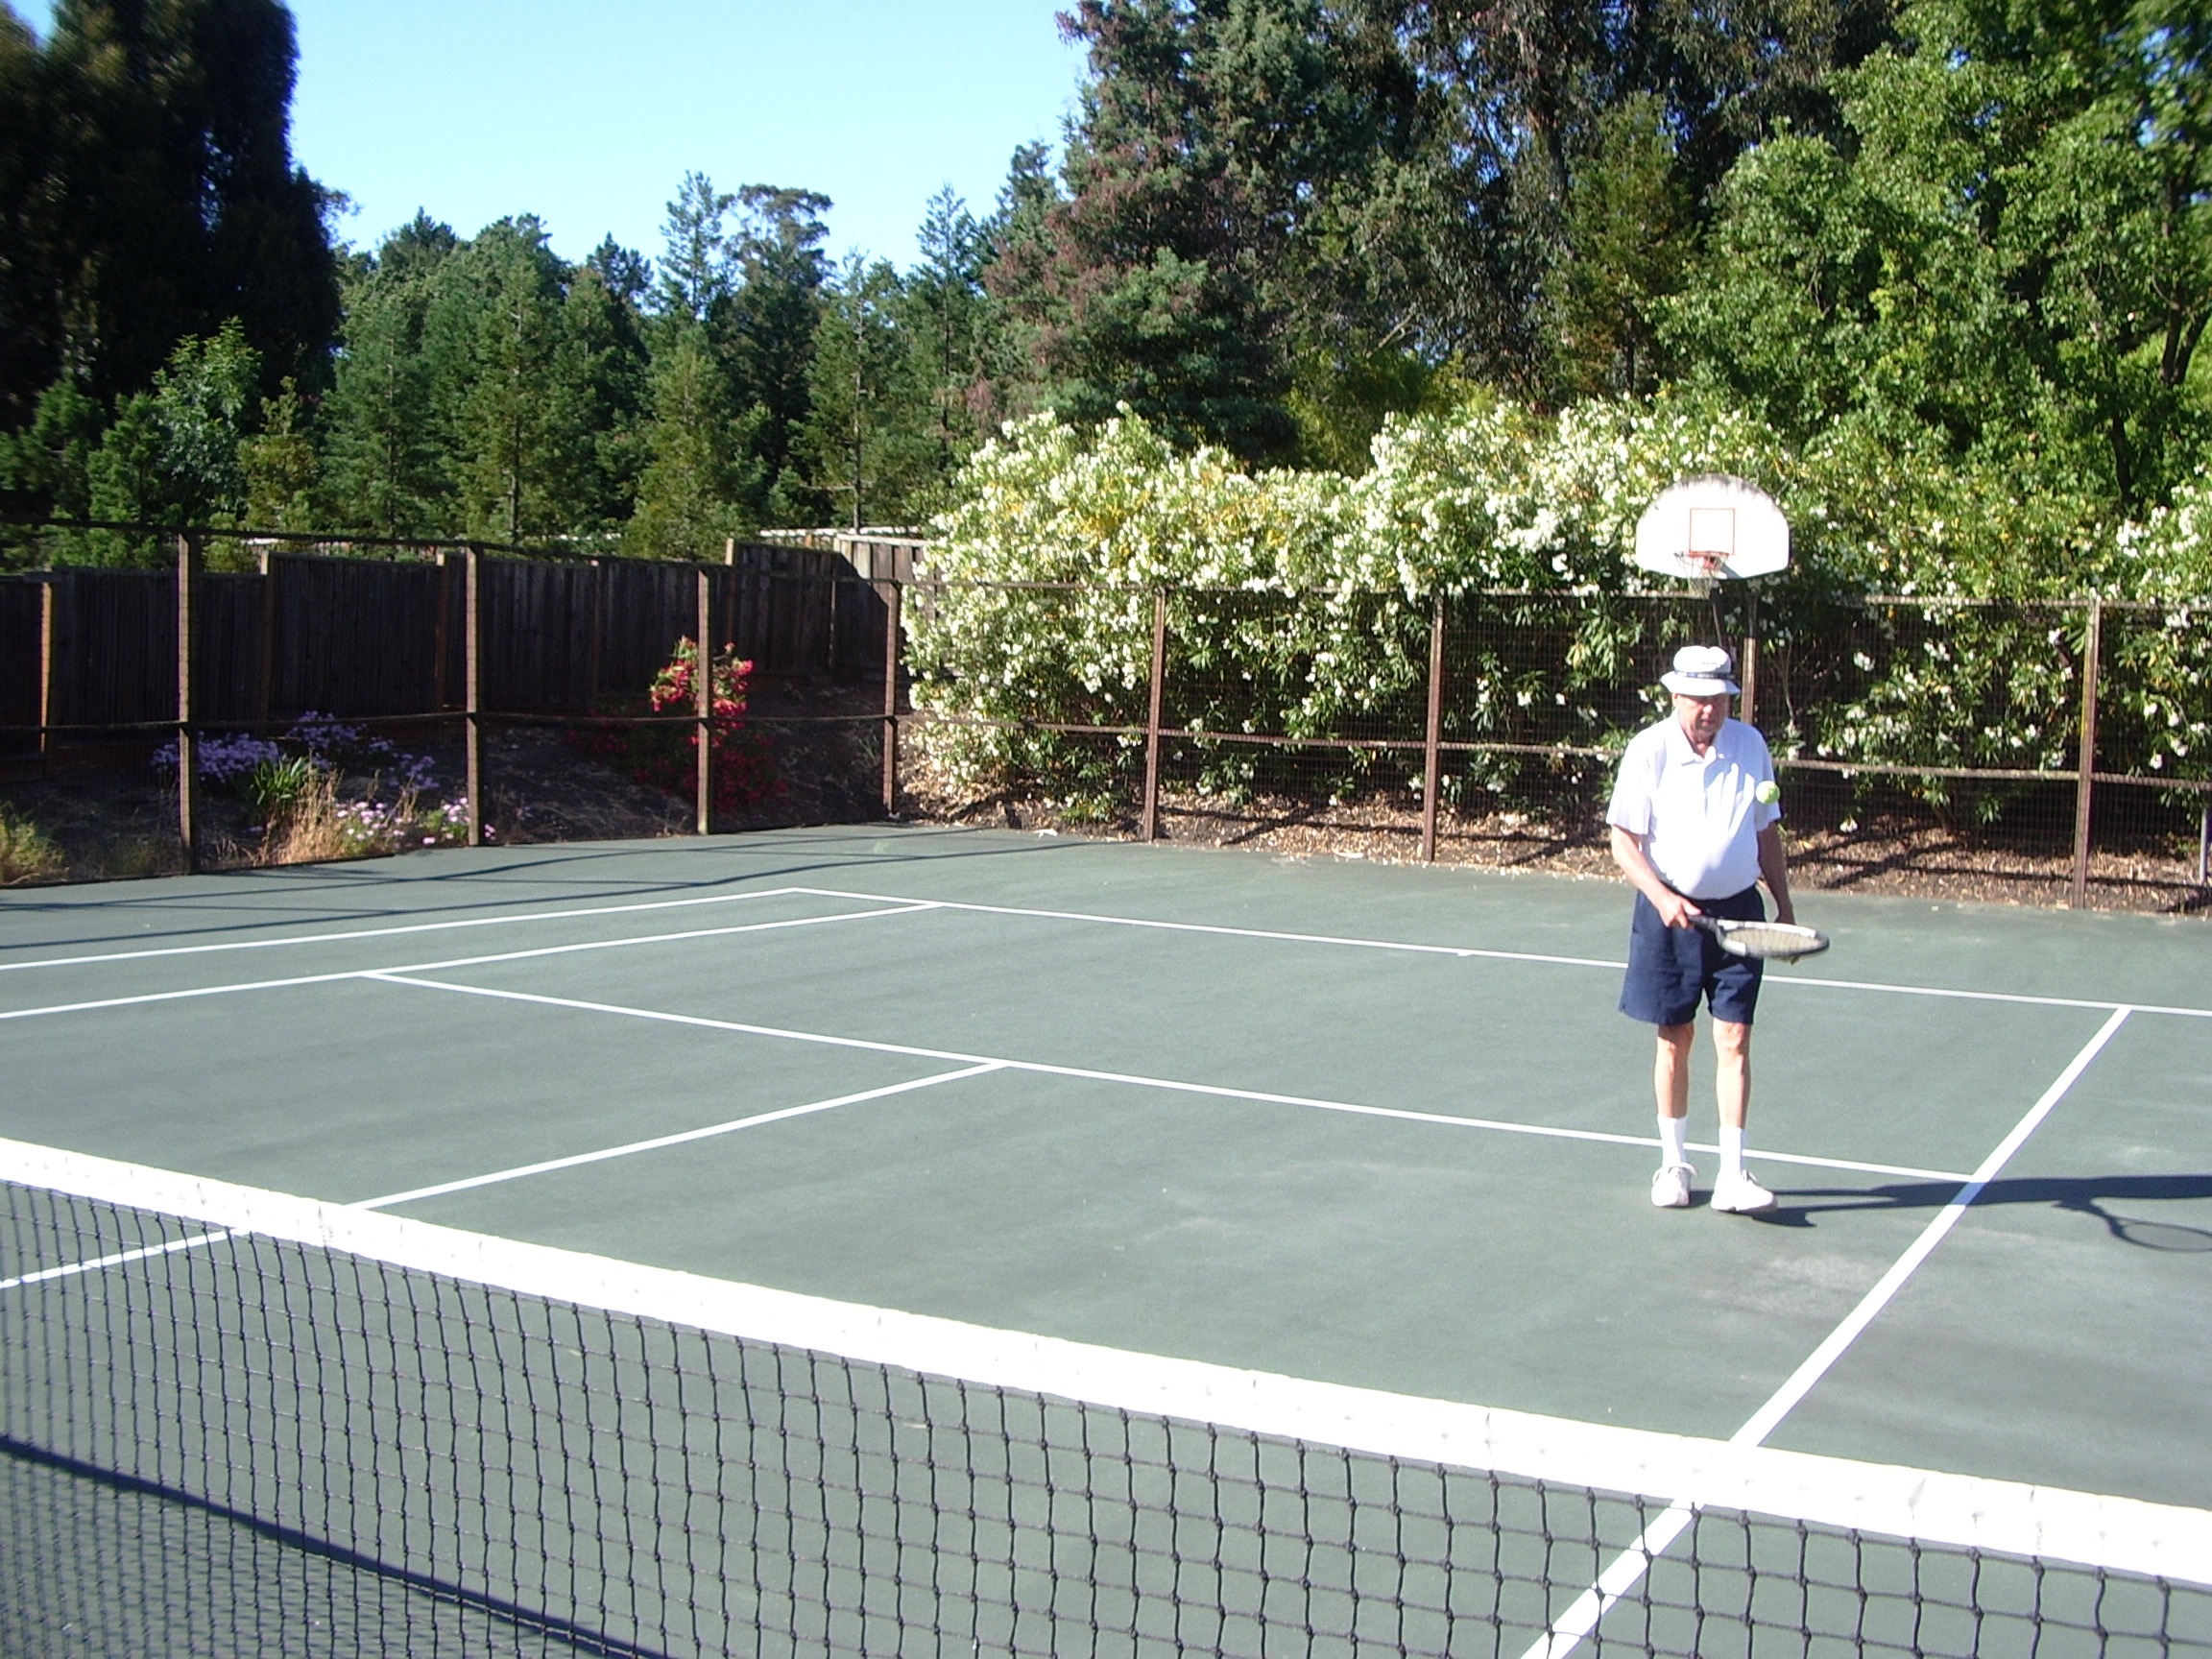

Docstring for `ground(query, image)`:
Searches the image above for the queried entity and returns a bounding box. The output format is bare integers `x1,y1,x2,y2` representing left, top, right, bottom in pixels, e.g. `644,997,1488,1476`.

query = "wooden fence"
0,541,890,745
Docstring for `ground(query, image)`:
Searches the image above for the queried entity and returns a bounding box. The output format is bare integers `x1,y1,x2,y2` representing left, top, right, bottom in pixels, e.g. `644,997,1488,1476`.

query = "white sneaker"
1650,1164,1694,1209
1713,1170,1779,1214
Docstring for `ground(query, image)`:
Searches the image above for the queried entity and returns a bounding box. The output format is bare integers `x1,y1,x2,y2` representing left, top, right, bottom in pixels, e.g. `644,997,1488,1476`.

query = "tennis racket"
1693,917,1830,961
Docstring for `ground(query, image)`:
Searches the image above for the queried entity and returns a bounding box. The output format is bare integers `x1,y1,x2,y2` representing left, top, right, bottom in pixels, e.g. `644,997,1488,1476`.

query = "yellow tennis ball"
1755,781,1781,805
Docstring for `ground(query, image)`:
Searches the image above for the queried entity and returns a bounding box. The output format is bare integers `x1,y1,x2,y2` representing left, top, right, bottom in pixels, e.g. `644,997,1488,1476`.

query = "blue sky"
13,1,1086,270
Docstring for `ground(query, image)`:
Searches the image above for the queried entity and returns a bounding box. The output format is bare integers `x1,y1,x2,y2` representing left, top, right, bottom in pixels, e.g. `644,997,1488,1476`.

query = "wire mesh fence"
900,582,2212,914
7,541,2211,911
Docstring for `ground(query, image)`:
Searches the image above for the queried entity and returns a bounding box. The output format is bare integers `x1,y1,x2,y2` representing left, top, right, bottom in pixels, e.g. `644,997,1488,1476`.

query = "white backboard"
1634,475,1791,581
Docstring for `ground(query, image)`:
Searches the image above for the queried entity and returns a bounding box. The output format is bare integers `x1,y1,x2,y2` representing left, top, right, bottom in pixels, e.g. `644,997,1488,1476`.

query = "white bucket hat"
1660,644,1741,696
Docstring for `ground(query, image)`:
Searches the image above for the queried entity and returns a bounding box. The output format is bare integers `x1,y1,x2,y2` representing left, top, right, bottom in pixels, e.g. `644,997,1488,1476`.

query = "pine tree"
625,323,760,559
800,254,926,530
324,217,454,538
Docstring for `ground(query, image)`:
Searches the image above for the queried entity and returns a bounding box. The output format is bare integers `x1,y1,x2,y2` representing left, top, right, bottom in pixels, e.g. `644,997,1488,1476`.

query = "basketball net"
1685,551,1728,645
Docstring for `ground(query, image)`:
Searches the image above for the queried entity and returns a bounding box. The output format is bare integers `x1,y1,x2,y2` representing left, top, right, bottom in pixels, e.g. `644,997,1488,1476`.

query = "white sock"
1658,1117,1688,1169
1720,1125,1746,1180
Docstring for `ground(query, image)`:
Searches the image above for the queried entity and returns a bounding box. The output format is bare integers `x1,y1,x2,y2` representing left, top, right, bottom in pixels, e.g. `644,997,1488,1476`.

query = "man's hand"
1609,826,1702,927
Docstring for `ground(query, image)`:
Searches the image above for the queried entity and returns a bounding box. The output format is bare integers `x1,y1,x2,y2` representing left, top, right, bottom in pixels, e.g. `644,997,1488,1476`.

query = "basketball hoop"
1633,476,1790,588
1634,474,1791,653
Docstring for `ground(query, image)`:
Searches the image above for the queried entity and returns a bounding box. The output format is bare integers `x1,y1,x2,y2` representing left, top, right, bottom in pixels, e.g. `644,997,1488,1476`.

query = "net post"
465,547,483,848
695,566,713,835
175,531,200,873
1421,590,1447,862
1141,590,1168,842
880,578,902,818
2070,597,2102,908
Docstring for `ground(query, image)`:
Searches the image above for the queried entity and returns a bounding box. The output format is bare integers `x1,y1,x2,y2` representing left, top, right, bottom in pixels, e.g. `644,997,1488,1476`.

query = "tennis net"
2,1138,2207,1658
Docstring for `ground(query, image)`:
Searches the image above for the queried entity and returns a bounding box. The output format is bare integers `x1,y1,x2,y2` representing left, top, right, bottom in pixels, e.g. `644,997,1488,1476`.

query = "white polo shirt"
1606,715,1780,900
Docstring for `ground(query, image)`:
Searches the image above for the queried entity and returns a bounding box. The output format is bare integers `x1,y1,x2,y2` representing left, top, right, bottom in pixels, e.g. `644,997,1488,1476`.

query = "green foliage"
916,397,2212,816
238,754,321,821
1671,0,2212,513
0,805,64,885
799,255,933,528
0,0,340,424
624,324,760,559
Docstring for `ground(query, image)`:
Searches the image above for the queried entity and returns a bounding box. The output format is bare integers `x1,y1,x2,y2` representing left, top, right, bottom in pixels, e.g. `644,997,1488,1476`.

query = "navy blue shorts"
1619,885,1767,1026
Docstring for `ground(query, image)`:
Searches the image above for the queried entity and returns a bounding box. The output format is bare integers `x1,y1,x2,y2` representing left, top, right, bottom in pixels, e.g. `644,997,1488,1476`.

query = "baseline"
793,884,2212,1020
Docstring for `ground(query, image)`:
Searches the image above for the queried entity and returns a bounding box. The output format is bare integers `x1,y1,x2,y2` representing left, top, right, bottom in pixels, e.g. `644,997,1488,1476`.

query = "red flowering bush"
571,637,778,816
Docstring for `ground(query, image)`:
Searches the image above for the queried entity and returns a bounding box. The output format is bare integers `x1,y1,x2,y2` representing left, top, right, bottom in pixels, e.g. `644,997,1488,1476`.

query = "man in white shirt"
1606,644,1795,1214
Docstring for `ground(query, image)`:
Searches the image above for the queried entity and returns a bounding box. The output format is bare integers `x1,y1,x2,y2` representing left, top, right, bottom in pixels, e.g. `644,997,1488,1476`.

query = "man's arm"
1756,823,1794,925
1610,826,1700,928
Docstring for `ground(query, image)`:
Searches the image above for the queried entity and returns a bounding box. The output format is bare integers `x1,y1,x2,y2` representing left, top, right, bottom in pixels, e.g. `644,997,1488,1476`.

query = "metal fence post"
176,532,200,871
2070,597,2103,908
1421,592,1447,863
1141,592,1169,842
465,548,483,848
696,566,714,835
881,580,902,818
1739,634,1759,728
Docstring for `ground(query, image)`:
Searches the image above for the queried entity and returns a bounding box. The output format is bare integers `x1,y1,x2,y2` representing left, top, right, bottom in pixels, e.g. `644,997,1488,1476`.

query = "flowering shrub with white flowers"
915,399,2212,820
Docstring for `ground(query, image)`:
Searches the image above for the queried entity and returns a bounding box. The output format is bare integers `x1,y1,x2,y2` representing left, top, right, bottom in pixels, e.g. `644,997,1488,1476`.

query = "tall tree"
904,186,991,487
433,218,575,542
323,215,455,537
1670,0,2212,511
4,0,340,419
719,184,831,522
625,321,759,558
800,254,928,529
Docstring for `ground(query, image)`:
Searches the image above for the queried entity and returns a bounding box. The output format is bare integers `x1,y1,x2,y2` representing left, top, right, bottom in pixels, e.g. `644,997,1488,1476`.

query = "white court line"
0,885,811,974
360,1063,1003,1209
8,1066,1005,1292
8,876,2205,1021
367,974,1972,1185
0,1228,232,1292
0,903,939,1024
793,884,2212,1019
1520,1005,2136,1659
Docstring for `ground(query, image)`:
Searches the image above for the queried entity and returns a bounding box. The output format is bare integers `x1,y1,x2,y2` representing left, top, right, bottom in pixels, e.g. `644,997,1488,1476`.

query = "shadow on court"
0,827,1084,954
1741,1171,2212,1247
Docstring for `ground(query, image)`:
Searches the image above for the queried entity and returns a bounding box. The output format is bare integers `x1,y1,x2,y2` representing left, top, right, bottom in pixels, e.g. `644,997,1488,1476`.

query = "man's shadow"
1731,1173,2212,1247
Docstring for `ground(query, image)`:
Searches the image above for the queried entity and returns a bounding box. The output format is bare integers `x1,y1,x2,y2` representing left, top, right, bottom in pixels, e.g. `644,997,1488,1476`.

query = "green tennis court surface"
4,824,2209,1656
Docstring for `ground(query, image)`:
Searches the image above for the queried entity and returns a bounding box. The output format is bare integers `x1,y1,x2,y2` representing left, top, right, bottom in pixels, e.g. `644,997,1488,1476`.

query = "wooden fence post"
1421,592,1447,863
176,532,200,872
1141,592,1169,842
695,567,713,835
2070,597,2103,908
37,578,56,762
881,580,902,818
257,547,279,728
465,549,483,848
586,557,604,709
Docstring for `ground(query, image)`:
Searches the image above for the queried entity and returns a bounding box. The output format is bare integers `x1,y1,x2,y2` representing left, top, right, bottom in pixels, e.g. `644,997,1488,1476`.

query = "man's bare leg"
1714,1019,1750,1130
1649,1022,1696,1206
1655,1022,1694,1121
1710,1018,1775,1211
